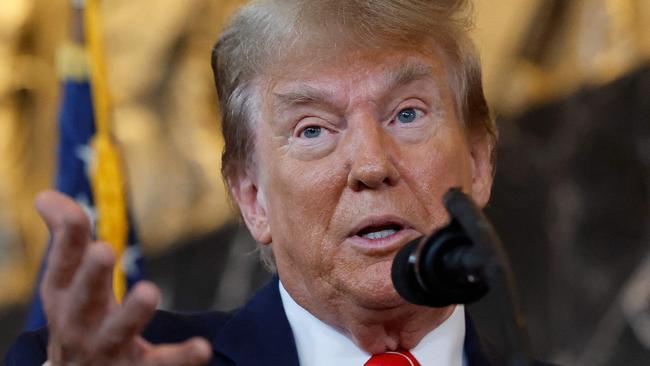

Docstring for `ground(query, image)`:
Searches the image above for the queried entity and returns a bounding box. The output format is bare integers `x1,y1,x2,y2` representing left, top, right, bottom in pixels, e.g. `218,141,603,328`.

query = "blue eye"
397,108,418,123
301,126,322,138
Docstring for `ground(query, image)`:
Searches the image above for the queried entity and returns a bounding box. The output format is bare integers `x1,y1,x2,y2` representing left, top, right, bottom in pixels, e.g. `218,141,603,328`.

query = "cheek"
415,143,472,189
262,154,348,266
269,159,344,220
400,128,473,228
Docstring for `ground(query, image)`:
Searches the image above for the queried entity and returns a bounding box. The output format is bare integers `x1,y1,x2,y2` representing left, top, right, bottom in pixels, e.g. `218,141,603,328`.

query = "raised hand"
36,190,212,366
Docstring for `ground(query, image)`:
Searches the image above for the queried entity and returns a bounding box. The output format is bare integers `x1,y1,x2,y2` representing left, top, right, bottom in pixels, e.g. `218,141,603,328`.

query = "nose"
346,115,400,191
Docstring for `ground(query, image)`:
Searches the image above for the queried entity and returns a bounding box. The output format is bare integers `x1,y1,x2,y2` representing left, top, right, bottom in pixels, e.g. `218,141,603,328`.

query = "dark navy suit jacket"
4,277,548,366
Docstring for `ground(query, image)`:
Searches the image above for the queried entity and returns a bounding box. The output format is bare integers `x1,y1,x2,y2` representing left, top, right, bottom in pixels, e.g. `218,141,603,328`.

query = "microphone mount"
391,187,534,366
392,188,505,306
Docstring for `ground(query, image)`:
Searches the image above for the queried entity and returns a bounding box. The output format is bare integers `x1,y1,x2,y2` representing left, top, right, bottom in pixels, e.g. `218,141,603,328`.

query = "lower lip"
346,228,420,256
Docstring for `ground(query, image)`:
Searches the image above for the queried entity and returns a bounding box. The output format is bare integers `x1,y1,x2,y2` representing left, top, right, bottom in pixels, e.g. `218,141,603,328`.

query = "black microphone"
391,187,534,366
391,188,496,307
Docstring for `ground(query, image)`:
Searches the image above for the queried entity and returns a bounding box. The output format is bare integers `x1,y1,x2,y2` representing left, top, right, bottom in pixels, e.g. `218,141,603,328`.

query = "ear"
229,171,272,245
469,131,495,208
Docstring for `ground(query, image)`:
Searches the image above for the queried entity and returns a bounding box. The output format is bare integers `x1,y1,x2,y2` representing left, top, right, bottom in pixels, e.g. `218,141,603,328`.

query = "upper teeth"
362,229,397,239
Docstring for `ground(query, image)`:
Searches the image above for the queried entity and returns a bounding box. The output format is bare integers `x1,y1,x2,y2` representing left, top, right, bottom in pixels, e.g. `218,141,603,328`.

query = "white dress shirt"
279,281,466,366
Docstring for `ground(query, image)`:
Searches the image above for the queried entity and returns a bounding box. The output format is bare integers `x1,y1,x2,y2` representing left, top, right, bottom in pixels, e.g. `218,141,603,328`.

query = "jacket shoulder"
3,329,48,366
143,309,233,344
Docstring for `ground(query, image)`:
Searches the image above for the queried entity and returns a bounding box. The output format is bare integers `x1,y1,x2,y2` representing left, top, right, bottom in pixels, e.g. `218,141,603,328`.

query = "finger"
93,282,159,353
144,338,212,366
37,190,92,290
64,243,115,328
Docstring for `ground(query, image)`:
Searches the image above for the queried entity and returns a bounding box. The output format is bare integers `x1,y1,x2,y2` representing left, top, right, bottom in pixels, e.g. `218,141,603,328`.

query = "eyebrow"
273,85,338,113
381,59,436,93
272,59,437,113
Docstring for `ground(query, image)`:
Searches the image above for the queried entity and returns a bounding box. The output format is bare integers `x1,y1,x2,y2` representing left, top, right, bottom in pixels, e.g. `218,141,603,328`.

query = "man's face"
234,49,493,310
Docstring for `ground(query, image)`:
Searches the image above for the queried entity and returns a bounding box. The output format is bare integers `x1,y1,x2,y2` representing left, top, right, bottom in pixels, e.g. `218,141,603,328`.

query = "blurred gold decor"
0,0,67,305
0,0,649,306
98,0,245,248
0,0,246,305
473,0,650,115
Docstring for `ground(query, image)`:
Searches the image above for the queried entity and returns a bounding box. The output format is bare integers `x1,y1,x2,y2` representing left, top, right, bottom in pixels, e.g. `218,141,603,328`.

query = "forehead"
262,49,451,108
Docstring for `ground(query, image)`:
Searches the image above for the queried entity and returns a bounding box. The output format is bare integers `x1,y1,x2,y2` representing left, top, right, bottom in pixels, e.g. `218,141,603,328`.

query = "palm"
38,190,211,366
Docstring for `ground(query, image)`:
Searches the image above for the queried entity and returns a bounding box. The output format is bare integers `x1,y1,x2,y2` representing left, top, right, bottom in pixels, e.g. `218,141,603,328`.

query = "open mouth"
355,223,404,240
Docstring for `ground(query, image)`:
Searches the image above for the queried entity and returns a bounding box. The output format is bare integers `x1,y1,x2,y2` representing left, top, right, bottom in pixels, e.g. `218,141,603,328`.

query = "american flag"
25,78,144,330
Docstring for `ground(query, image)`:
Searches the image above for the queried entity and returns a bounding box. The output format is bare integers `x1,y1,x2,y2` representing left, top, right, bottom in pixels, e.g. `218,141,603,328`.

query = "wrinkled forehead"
264,32,449,77
272,53,444,105
257,45,455,108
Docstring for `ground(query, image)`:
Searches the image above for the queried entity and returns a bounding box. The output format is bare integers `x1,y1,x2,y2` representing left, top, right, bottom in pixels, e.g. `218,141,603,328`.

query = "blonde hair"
211,0,495,269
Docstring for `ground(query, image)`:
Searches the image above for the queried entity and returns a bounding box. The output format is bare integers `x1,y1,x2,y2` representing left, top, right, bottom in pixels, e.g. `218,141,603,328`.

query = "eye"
396,107,418,123
301,126,322,139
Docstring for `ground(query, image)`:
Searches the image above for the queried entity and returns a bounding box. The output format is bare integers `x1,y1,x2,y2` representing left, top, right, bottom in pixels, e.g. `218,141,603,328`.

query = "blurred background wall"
0,0,648,365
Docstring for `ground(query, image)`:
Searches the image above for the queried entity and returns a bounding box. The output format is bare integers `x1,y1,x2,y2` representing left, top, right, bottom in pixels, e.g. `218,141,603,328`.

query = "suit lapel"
212,277,495,366
212,276,300,366
464,311,495,366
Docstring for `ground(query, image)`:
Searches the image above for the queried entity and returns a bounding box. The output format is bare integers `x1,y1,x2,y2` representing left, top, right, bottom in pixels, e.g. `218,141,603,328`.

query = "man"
5,0,547,365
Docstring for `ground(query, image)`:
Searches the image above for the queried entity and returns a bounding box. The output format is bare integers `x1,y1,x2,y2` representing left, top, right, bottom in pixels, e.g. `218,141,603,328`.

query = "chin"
342,262,408,310
355,287,407,310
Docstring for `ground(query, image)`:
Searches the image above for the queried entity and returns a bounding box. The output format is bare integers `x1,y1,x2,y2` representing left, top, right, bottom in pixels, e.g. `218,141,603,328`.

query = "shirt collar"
279,281,465,366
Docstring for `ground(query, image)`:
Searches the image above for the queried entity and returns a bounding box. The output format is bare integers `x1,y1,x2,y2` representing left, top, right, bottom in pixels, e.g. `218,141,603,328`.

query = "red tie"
364,349,421,366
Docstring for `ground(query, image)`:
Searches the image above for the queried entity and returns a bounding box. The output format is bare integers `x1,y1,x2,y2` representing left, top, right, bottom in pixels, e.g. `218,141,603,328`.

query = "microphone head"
391,221,490,307
391,236,432,306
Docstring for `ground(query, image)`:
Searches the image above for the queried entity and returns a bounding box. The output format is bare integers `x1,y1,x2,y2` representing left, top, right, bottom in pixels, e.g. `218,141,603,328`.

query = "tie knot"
364,350,421,366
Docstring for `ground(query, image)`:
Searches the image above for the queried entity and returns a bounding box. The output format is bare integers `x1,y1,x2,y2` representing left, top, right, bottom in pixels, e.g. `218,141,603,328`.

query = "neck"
282,277,455,354
334,302,455,354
